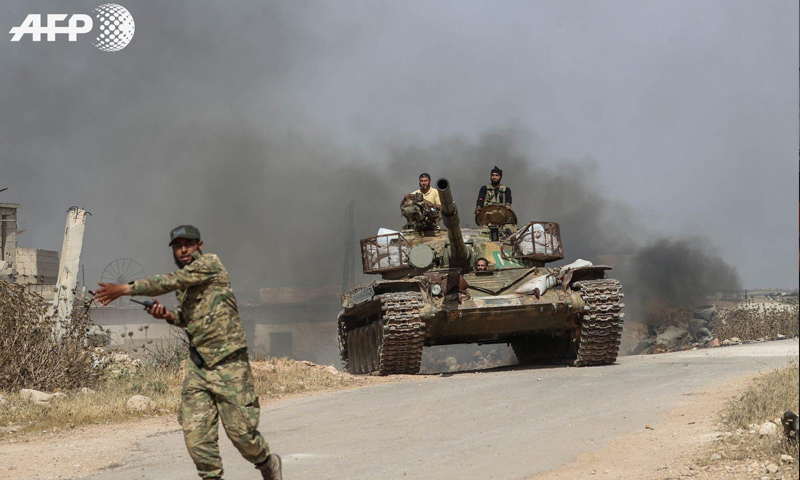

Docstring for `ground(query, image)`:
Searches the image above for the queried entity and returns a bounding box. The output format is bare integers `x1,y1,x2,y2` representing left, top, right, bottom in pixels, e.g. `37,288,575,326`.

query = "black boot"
255,454,282,480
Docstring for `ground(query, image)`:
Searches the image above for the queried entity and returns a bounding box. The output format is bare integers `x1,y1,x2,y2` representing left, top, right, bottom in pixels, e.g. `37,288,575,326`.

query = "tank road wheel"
337,321,350,374
346,329,361,374
370,322,383,371
363,323,375,373
573,279,625,366
358,327,370,373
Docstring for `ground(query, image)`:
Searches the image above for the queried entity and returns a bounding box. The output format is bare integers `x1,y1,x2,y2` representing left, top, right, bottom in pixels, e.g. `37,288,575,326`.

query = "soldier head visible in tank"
490,166,502,186
476,167,512,214
475,257,490,271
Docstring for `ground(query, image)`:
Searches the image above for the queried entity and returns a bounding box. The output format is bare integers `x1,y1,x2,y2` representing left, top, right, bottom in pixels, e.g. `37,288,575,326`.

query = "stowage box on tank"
337,178,624,375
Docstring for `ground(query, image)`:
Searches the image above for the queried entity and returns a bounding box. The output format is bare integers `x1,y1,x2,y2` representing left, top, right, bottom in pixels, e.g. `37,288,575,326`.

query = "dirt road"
2,339,796,480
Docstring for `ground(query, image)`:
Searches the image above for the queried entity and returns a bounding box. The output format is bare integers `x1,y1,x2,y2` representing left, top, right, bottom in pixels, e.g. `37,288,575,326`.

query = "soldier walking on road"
93,225,283,480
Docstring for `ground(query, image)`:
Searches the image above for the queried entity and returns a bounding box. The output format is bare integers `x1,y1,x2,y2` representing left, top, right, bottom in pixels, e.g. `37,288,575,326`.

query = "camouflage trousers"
179,349,270,479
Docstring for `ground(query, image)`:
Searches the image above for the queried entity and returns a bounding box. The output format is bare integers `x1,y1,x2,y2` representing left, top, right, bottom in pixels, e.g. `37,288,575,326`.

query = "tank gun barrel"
436,178,470,268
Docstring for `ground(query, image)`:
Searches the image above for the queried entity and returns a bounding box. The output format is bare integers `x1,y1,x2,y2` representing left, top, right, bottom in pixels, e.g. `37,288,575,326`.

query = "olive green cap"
169,225,201,246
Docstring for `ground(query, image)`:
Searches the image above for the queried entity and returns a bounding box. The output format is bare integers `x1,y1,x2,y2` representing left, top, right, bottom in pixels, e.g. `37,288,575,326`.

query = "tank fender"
563,265,612,289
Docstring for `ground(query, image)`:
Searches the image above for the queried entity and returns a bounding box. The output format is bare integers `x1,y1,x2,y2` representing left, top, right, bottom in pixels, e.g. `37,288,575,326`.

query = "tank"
337,178,624,375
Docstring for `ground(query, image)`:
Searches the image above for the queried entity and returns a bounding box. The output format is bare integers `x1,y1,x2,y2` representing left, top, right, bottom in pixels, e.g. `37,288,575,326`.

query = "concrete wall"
90,302,342,366
15,247,59,285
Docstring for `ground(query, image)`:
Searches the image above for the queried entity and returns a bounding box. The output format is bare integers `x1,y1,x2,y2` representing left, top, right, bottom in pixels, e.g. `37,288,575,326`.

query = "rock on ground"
758,421,779,436
19,389,52,405
126,395,156,413
656,325,690,350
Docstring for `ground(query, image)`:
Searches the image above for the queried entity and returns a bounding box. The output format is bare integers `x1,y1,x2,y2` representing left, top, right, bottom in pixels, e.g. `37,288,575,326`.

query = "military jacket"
476,184,512,208
129,251,247,367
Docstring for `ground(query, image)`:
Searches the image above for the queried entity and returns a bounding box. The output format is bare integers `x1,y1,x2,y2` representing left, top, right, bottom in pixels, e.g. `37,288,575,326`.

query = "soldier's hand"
146,298,169,320
93,283,131,306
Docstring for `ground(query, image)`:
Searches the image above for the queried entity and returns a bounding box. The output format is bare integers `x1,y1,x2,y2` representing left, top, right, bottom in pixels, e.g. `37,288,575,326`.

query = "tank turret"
435,178,470,269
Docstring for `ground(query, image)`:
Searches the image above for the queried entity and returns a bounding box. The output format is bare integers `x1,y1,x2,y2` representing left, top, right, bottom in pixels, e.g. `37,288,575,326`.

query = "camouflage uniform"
130,250,269,479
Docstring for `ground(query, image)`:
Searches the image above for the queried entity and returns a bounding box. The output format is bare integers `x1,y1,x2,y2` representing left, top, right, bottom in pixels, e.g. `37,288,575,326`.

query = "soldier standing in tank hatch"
404,172,442,209
93,225,282,480
475,166,512,214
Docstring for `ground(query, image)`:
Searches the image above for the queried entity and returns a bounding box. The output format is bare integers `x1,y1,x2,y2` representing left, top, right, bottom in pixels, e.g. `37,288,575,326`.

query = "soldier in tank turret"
475,257,491,272
404,173,441,209
401,173,442,230
475,166,512,215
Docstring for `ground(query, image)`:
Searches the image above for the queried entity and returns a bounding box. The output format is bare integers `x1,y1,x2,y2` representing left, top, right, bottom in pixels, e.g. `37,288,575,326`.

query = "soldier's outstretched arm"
93,282,132,306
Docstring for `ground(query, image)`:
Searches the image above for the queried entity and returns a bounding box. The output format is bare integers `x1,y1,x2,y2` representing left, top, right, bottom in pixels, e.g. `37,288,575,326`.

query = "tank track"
573,279,625,366
340,291,426,375
378,292,426,374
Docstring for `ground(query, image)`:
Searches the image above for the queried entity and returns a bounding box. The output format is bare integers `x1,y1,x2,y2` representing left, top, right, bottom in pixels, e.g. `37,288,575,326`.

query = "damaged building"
1,202,61,298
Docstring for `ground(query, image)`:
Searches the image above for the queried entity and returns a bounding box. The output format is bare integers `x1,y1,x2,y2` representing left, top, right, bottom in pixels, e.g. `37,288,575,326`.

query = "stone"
730,337,741,344
322,366,339,376
710,453,721,461
758,421,779,436
19,389,52,405
51,392,67,400
125,395,156,413
707,338,720,348
777,334,786,339
79,387,96,395
722,339,731,346
765,463,779,474
691,304,717,322
780,455,794,464
695,327,713,344
655,325,690,350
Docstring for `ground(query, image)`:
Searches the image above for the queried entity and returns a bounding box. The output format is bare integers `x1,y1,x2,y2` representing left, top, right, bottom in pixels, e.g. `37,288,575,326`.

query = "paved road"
88,339,799,480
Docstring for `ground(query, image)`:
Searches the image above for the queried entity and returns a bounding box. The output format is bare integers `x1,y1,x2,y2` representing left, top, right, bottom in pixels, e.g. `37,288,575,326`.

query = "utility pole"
52,207,89,334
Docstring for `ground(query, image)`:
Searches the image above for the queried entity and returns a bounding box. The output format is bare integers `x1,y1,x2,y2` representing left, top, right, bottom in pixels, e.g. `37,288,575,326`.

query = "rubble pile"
625,302,799,355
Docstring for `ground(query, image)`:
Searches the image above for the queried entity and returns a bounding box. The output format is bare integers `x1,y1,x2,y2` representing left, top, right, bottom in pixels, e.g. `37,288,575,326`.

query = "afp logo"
9,3,135,52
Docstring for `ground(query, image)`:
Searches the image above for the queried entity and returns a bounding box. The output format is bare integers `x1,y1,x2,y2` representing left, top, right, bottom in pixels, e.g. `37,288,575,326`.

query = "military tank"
337,178,624,374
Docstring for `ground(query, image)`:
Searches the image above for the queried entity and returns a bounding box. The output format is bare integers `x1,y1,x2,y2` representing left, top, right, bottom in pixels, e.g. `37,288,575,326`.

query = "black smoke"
0,1,745,316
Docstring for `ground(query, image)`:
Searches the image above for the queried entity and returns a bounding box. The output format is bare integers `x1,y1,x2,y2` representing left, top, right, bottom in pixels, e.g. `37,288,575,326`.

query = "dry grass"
0,357,369,440
700,363,800,475
712,303,799,341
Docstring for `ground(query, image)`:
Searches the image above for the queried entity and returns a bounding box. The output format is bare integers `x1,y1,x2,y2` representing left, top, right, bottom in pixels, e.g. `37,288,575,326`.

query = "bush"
0,279,102,391
712,304,799,341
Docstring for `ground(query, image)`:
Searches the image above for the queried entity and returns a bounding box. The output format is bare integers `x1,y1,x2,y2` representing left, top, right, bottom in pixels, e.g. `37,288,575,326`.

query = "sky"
0,0,797,303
